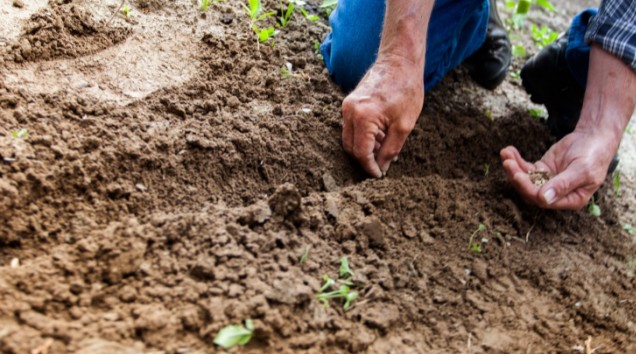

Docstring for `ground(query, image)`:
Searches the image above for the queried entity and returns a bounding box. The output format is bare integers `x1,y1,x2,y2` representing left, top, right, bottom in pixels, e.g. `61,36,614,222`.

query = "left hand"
500,130,617,210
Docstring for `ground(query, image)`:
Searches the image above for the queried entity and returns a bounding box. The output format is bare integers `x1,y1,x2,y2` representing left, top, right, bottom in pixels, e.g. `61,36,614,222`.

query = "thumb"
538,166,589,209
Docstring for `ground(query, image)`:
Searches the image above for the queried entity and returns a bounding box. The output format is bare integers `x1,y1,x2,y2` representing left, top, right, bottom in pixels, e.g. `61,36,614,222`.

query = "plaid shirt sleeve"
585,0,636,71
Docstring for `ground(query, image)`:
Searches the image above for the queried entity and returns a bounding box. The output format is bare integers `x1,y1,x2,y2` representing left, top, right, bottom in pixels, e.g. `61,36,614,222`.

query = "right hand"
342,55,424,178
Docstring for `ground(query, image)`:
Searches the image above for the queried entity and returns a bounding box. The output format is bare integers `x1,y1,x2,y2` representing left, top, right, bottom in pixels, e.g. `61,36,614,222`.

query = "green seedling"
214,319,254,349
339,256,354,278
299,246,310,264
253,25,275,43
278,1,295,27
313,40,323,60
199,0,210,11
530,24,558,49
510,70,521,79
613,170,621,197
319,275,336,293
316,284,358,310
506,0,556,29
467,223,486,253
483,163,490,176
244,0,276,22
320,0,337,16
624,224,635,235
534,0,556,11
512,44,526,57
529,107,546,119
280,62,293,78
121,3,131,17
587,196,601,217
11,129,29,139
301,8,319,21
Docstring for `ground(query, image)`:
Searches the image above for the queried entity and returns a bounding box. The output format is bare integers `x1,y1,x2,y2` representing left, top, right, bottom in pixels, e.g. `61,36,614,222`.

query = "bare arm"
502,44,636,209
342,0,434,177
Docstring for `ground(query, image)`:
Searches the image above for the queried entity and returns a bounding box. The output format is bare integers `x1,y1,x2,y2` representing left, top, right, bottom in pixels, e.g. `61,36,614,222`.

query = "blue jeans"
321,0,595,92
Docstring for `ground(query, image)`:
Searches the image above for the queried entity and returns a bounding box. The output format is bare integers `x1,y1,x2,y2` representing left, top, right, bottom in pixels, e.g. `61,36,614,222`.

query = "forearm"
377,0,434,76
576,45,636,150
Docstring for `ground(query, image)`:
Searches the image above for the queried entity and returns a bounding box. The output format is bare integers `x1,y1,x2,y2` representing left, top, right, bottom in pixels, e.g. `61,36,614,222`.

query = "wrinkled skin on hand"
342,56,424,178
501,130,617,210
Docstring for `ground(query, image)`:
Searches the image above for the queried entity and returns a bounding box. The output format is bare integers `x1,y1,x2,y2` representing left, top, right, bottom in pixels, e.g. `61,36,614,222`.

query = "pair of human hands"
342,59,616,210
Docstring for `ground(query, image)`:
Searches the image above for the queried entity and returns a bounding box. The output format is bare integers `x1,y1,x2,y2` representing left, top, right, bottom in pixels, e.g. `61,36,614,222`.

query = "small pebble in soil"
13,0,24,8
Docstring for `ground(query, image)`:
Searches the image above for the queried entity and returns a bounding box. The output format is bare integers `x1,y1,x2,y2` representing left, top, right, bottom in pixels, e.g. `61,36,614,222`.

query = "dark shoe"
521,33,619,174
465,0,512,90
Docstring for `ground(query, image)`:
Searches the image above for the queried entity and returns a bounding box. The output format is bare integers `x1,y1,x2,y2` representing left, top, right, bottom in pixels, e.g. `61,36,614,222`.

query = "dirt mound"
1,0,635,353
3,1,130,63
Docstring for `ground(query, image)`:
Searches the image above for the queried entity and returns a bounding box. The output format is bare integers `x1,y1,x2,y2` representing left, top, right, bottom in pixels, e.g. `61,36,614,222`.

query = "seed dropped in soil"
529,170,553,186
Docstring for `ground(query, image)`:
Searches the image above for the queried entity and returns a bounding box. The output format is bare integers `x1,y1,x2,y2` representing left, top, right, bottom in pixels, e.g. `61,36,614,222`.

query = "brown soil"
1,1,635,353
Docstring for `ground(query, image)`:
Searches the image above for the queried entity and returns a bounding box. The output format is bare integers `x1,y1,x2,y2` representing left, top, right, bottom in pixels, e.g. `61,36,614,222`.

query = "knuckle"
394,121,414,135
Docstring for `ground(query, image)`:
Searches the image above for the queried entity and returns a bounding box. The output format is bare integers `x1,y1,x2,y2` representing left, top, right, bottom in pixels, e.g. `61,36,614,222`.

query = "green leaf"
320,0,338,8
624,224,635,235
301,8,319,21
213,320,254,349
318,275,335,293
11,129,29,139
299,247,310,264
343,291,358,310
613,170,621,196
529,108,546,119
515,0,531,15
535,0,556,12
339,256,353,277
512,44,526,57
587,198,601,217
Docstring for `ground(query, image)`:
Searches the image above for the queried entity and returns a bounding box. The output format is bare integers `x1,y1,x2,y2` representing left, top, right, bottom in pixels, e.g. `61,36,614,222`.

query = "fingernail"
543,188,556,204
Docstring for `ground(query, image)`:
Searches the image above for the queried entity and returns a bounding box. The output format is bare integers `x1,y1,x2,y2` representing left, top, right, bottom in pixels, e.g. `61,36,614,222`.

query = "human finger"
352,124,383,178
376,121,412,173
342,113,354,154
538,165,595,209
500,146,536,173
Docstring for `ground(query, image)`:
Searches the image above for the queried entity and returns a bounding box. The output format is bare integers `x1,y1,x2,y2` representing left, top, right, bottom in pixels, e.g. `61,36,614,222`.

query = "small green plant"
587,196,601,217
299,246,310,264
11,129,29,139
467,223,486,253
483,163,490,176
214,319,254,349
253,25,275,43
529,107,547,119
613,170,621,197
316,284,358,310
244,0,276,22
199,0,211,11
624,224,635,235
278,1,295,27
512,44,526,57
339,256,354,278
506,0,556,29
313,40,323,60
320,0,337,16
121,3,131,17
301,8,319,21
315,257,359,310
530,24,558,49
